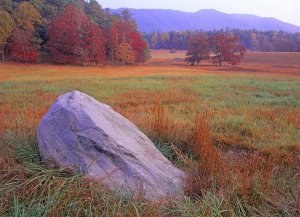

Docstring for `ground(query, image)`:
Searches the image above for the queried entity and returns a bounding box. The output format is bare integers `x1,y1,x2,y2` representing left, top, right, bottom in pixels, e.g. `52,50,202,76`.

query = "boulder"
37,91,184,200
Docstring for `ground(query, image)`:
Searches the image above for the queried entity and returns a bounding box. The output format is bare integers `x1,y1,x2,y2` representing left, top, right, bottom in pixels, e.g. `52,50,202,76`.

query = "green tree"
0,0,13,13
13,2,41,30
40,3,58,20
29,0,44,12
0,10,15,61
84,0,111,29
121,9,137,30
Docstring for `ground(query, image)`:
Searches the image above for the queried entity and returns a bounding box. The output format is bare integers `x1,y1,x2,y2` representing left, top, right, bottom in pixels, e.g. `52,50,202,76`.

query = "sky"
99,0,300,26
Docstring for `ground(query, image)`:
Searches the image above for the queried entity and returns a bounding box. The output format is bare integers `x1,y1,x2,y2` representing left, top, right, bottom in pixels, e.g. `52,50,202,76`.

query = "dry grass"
149,49,300,76
0,51,300,216
243,52,300,66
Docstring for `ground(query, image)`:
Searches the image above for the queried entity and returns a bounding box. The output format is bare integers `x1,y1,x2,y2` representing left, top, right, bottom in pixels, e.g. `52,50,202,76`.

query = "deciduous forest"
0,0,149,65
144,29,300,52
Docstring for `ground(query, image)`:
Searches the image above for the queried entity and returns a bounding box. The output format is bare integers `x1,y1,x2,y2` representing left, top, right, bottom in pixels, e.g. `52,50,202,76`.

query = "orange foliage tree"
13,2,41,31
108,13,148,65
116,42,136,64
0,10,15,61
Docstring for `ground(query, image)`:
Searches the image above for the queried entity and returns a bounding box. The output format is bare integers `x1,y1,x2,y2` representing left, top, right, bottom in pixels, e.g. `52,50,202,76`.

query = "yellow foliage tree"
116,42,136,65
13,2,41,30
0,10,15,61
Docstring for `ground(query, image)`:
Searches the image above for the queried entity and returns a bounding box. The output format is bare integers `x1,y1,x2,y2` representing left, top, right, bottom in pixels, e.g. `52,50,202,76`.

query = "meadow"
0,50,299,216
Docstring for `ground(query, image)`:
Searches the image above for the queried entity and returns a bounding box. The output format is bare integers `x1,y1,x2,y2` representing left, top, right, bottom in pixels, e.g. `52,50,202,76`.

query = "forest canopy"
144,29,300,52
0,0,149,65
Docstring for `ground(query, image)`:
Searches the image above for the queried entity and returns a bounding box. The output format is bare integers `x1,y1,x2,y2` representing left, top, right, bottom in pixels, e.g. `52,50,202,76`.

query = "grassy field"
149,49,300,68
0,51,300,216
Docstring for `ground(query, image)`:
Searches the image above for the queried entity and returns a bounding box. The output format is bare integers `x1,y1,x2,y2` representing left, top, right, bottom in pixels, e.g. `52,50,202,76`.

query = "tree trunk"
1,45,4,61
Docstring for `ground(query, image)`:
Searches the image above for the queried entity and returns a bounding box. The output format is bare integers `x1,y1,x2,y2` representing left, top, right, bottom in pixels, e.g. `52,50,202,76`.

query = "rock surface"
37,91,184,200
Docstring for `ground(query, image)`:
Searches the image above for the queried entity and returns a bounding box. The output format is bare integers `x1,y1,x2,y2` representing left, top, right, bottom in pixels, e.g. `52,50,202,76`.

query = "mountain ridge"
108,8,300,33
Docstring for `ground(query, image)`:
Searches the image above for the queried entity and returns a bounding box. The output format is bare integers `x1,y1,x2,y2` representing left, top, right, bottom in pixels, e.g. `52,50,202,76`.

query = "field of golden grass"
0,51,299,216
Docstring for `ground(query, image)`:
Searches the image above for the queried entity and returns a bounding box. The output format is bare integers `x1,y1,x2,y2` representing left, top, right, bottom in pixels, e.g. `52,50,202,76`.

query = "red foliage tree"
83,23,105,64
107,21,120,64
8,28,37,63
185,33,209,65
128,32,148,62
209,33,246,66
108,18,148,64
48,4,105,65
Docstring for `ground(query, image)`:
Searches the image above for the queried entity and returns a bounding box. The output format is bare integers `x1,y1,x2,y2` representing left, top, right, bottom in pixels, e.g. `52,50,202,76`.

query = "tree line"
185,33,246,66
144,29,300,52
0,0,149,65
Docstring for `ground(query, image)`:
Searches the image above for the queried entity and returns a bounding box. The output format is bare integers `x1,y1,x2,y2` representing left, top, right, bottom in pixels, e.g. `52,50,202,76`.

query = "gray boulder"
37,91,184,200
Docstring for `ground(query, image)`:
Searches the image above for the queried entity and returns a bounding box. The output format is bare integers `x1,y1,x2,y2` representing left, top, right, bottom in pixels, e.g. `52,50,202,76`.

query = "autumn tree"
209,33,246,66
48,4,105,65
272,34,297,52
128,32,148,62
108,19,134,64
0,10,15,61
108,12,149,64
250,33,259,51
116,42,136,64
185,34,209,65
13,2,41,30
8,28,38,62
84,23,105,64
260,35,272,52
0,0,150,65
144,29,300,52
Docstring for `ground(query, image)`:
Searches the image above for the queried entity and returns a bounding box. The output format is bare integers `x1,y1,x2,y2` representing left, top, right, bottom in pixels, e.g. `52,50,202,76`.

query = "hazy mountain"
109,8,300,33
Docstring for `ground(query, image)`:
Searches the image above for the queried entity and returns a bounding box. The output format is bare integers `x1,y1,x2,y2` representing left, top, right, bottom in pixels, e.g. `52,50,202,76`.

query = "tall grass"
0,59,300,216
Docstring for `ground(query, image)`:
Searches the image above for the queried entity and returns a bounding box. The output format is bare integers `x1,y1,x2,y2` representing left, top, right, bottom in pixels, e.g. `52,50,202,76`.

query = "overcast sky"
99,0,300,26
